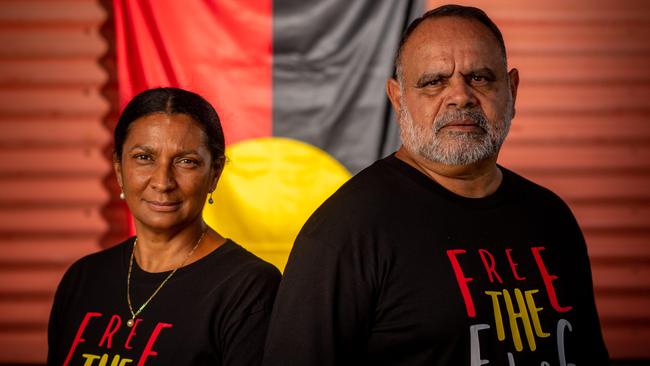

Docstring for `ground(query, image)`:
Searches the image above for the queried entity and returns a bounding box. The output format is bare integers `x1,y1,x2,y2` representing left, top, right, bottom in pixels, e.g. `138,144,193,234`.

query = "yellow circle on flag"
203,137,351,271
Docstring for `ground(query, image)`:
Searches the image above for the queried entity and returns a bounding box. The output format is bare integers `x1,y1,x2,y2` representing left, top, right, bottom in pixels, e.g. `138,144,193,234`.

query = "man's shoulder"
296,156,407,236
500,166,572,212
336,154,412,195
317,155,406,210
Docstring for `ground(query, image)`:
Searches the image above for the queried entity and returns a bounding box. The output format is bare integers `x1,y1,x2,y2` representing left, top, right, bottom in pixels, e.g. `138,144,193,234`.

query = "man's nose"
445,78,477,109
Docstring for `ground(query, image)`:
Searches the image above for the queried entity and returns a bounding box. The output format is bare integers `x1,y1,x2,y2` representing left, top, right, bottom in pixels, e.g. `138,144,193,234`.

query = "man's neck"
395,146,502,198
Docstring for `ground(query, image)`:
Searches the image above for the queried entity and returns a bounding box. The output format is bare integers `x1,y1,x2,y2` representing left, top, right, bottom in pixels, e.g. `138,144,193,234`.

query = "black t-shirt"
48,239,280,366
263,154,609,365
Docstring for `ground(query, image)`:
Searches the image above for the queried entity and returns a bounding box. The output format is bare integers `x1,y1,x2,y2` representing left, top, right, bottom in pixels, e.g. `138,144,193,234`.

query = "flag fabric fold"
273,0,424,173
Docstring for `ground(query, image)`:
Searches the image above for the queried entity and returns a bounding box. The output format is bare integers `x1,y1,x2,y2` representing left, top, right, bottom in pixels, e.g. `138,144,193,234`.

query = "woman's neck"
133,221,206,273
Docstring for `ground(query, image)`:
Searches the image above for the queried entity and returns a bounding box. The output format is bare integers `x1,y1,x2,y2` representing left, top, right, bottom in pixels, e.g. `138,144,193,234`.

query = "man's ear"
508,68,520,117
386,77,403,114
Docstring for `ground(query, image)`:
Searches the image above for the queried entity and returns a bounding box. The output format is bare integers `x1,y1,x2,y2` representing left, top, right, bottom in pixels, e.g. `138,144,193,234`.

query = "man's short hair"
394,4,507,81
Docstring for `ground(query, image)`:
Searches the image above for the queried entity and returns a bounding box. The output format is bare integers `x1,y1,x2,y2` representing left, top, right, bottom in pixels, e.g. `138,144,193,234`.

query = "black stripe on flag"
272,0,426,173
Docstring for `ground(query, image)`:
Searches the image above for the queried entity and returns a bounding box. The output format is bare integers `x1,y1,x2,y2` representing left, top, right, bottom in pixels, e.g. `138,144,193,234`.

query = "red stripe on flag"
114,0,272,145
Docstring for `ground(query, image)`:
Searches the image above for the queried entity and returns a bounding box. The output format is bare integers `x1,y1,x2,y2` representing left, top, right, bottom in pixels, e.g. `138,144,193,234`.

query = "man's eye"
425,79,441,86
415,76,443,89
469,75,489,85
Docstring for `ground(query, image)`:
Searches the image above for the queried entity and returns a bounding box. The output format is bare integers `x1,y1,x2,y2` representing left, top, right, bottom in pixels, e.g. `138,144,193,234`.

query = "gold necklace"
126,230,206,327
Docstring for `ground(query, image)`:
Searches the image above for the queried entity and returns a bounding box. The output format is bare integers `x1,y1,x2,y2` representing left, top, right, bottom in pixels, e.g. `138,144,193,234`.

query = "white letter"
557,319,576,366
470,324,491,366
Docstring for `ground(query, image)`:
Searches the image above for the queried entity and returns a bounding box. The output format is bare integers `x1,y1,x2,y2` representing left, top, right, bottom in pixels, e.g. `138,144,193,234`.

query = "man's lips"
437,119,484,132
145,200,182,212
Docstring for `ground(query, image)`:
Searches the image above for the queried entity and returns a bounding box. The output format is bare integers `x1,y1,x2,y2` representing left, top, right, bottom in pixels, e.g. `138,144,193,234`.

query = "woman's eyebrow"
127,144,155,153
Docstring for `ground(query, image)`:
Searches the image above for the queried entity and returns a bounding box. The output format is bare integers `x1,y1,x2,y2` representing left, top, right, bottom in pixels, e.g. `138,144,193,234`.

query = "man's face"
389,16,518,166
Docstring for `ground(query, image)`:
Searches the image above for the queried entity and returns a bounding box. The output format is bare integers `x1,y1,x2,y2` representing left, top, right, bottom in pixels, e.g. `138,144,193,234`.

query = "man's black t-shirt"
263,154,609,365
48,239,280,366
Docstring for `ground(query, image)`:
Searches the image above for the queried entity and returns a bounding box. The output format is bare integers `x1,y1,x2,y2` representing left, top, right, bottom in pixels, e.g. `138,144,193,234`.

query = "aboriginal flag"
113,0,424,270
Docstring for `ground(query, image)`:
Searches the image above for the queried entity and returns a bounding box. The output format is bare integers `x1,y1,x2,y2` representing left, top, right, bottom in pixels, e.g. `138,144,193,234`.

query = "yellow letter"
485,291,506,341
525,289,550,338
81,354,101,366
502,288,536,351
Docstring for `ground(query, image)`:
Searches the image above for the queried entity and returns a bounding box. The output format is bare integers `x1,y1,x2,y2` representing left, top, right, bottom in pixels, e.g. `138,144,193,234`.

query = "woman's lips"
145,200,182,212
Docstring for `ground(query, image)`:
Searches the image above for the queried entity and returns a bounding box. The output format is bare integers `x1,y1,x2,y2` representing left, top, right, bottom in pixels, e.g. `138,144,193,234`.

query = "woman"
48,87,281,365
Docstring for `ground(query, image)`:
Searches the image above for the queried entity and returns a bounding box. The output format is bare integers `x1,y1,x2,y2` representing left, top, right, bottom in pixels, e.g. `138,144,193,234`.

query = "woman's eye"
178,158,198,166
134,154,152,161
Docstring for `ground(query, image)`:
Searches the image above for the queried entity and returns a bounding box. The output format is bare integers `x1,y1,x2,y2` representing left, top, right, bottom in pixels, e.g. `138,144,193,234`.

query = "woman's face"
114,113,221,233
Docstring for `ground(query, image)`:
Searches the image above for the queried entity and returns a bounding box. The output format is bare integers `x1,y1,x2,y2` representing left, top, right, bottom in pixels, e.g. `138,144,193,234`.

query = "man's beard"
398,96,513,166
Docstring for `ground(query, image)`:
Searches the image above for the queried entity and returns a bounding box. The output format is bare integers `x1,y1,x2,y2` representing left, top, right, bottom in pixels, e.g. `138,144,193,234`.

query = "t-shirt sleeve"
263,224,378,366
540,194,610,364
47,259,82,365
220,262,281,366
560,204,610,364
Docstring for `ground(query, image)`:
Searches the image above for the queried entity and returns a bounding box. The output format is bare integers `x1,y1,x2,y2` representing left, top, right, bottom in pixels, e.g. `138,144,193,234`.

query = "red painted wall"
0,0,126,363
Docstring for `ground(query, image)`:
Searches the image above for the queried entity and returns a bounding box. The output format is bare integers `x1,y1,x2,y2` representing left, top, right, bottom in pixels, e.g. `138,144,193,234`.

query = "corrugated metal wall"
0,0,126,363
0,0,648,363
427,0,650,359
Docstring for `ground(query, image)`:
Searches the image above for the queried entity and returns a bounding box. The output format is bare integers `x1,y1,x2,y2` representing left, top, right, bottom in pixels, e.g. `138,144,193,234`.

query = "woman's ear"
209,157,225,192
113,154,124,189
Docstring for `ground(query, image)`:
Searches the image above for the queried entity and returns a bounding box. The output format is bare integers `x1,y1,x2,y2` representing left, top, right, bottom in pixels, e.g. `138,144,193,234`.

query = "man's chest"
366,229,586,365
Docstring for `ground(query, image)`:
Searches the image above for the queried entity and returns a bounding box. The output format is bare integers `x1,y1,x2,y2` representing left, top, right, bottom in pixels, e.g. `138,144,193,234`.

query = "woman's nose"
150,162,176,191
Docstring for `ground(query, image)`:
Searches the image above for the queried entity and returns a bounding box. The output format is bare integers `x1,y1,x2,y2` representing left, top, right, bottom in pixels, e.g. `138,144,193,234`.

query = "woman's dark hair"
114,87,225,164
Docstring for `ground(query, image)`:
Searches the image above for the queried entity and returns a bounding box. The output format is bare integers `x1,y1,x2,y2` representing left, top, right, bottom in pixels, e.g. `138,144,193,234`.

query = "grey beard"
399,100,512,165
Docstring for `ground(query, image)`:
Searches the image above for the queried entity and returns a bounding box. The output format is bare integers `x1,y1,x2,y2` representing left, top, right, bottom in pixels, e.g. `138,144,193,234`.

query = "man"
263,5,609,365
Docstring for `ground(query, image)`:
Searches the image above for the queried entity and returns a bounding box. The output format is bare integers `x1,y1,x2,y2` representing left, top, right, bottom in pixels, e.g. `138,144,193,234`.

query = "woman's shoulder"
61,238,132,280
196,241,281,318
211,240,281,281
192,240,281,302
72,237,132,268
53,238,133,302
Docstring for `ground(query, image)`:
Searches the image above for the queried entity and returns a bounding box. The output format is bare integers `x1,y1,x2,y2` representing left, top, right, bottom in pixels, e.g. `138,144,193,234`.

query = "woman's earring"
119,191,125,200
208,192,214,205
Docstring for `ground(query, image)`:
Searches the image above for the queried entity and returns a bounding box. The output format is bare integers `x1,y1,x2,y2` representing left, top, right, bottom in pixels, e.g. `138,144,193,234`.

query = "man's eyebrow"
415,72,449,87
461,67,497,79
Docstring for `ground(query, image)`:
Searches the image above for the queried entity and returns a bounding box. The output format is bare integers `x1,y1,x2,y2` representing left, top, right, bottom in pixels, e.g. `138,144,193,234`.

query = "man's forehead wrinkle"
409,55,490,80
400,19,507,82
